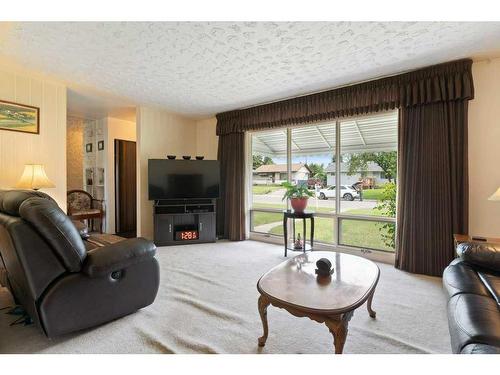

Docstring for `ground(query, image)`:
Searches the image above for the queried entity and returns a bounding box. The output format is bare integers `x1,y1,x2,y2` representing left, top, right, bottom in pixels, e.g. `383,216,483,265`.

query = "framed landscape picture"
0,99,40,134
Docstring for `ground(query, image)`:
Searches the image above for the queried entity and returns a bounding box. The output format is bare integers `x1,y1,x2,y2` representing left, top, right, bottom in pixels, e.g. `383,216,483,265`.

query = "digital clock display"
175,230,199,241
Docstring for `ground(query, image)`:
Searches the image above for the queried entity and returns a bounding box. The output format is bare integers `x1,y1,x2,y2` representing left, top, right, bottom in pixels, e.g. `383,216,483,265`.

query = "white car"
316,185,360,201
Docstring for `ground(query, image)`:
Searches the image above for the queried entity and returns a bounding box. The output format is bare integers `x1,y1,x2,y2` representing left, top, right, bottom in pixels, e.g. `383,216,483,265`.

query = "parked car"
316,185,360,201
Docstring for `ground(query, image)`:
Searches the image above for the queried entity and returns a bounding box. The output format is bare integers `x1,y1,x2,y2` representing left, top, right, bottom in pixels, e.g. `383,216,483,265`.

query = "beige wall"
0,64,67,210
105,116,136,234
468,57,500,237
136,107,198,239
196,117,218,160
66,116,84,191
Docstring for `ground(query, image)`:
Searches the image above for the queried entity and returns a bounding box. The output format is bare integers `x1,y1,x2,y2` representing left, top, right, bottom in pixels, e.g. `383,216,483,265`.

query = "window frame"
248,112,398,254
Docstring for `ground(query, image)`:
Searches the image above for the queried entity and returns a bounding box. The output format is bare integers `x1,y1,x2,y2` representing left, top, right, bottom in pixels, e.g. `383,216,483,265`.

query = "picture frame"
86,143,93,153
98,140,104,151
0,99,40,134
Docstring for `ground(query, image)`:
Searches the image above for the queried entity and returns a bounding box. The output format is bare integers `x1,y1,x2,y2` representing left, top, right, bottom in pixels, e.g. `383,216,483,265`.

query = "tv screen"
148,159,220,200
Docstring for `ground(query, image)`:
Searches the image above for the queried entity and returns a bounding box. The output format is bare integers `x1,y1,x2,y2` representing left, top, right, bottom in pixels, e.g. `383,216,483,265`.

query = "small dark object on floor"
4,305,33,326
195,156,204,160
7,305,25,315
315,258,334,277
167,155,176,159
10,314,33,326
182,156,191,160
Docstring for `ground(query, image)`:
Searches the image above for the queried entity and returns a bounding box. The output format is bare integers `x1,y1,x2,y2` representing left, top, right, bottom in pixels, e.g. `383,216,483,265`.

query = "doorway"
115,139,137,237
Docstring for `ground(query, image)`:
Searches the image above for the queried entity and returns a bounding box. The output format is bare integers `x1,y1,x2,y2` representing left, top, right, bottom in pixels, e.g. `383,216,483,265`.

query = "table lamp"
16,164,55,190
488,187,500,201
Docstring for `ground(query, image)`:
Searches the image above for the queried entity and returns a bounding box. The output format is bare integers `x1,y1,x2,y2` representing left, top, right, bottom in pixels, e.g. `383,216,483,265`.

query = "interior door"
115,139,137,237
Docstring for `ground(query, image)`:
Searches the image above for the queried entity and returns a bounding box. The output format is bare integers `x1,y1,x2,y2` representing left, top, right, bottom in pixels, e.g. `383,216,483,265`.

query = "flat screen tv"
148,159,220,200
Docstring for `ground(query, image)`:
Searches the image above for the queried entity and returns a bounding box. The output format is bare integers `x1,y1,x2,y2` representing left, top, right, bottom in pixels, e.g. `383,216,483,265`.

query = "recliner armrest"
457,242,500,273
83,237,156,278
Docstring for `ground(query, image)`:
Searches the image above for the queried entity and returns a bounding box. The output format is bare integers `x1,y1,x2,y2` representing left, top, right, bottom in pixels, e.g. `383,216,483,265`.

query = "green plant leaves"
281,181,315,201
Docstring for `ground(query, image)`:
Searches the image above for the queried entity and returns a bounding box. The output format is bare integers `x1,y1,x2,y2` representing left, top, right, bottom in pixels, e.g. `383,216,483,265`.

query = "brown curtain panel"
396,101,469,276
217,132,246,240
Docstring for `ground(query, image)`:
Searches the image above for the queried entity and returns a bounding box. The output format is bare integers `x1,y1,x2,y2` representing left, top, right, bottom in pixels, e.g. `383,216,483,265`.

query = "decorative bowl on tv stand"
182,156,191,160
167,155,176,160
195,156,204,160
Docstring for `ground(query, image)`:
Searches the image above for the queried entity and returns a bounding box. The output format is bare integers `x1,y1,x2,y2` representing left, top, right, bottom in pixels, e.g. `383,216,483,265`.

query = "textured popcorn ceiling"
1,22,500,117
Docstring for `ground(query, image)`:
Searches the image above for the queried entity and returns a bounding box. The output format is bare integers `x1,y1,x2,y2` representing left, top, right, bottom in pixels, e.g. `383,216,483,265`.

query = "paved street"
252,189,377,211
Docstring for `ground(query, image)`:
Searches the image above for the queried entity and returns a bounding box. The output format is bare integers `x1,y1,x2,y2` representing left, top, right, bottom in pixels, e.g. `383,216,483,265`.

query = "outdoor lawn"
360,188,384,200
251,203,388,217
268,217,394,252
252,185,283,195
251,203,395,252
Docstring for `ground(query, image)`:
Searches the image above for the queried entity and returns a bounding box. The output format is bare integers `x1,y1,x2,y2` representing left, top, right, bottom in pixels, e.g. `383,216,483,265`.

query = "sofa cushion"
447,293,500,353
0,190,56,217
443,261,490,298
460,343,500,354
19,197,86,272
457,242,500,273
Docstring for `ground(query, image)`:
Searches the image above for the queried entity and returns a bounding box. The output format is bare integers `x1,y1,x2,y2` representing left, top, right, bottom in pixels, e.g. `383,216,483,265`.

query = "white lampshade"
16,164,55,190
488,187,500,201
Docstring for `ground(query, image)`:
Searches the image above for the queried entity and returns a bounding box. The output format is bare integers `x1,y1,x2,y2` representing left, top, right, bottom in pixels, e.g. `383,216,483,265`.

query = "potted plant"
282,181,314,213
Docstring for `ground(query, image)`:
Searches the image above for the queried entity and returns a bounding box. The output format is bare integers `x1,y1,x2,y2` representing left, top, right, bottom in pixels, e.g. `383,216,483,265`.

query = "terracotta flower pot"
290,197,309,213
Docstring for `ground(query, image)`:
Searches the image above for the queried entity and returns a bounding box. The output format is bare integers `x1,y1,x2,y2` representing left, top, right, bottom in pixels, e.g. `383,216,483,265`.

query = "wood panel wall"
0,65,67,210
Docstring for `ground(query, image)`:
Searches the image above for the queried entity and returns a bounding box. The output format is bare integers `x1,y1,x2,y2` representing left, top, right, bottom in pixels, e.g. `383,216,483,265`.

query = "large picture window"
249,110,398,252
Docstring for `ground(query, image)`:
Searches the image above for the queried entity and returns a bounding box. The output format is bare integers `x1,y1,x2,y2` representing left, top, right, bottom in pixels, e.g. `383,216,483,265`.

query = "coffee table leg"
367,289,377,318
325,312,353,354
258,295,270,347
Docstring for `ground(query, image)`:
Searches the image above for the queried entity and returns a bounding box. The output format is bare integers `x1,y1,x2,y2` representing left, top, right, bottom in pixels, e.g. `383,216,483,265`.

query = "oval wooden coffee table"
257,251,379,354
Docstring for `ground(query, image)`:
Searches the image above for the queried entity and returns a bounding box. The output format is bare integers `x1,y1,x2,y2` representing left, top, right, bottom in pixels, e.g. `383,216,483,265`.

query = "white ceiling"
1,22,500,118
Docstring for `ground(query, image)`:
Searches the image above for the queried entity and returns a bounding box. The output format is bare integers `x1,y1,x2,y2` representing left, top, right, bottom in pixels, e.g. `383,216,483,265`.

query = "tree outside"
306,162,327,185
345,151,397,182
253,155,274,170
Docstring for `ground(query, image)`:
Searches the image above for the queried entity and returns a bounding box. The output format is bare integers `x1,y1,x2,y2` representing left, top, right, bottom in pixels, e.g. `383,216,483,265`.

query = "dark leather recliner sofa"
443,242,500,354
0,189,160,337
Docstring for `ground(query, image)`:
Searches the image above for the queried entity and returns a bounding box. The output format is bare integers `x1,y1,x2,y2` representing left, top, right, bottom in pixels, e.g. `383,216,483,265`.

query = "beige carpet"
0,240,451,353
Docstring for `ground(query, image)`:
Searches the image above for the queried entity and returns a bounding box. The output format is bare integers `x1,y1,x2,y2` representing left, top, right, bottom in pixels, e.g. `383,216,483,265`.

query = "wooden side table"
283,210,314,257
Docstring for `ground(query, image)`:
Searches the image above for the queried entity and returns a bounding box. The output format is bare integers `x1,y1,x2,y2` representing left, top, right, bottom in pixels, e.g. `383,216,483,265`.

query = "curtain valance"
216,59,473,135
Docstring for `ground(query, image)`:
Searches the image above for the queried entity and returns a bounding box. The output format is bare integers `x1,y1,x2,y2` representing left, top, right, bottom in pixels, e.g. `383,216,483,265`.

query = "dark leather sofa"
0,190,160,337
443,242,500,354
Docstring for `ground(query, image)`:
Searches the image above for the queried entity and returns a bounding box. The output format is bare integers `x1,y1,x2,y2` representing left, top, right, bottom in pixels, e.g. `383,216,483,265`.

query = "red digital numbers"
179,230,198,240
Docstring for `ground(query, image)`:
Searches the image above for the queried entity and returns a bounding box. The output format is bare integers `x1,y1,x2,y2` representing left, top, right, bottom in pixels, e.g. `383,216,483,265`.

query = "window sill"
248,232,396,265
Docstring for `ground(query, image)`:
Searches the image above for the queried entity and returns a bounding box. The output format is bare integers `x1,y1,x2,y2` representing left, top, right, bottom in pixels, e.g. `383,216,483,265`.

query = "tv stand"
153,199,216,246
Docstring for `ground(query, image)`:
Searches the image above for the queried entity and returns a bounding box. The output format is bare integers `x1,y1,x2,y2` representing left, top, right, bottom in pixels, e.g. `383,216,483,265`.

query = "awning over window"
252,110,398,157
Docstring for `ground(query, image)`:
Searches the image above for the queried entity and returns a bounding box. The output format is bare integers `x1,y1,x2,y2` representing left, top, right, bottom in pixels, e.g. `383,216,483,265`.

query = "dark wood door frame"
114,139,137,238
